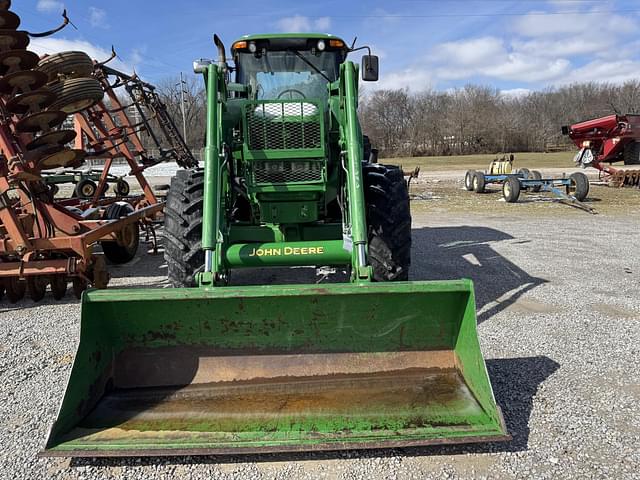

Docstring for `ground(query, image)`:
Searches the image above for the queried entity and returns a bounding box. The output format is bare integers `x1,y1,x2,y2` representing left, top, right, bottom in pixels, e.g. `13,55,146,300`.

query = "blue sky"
17,0,640,94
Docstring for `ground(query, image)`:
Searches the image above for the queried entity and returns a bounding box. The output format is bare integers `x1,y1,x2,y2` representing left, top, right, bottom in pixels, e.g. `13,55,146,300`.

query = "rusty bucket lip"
40,407,510,458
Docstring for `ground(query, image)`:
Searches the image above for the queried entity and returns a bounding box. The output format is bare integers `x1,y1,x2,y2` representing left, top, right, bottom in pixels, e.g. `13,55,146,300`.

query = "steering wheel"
277,89,306,100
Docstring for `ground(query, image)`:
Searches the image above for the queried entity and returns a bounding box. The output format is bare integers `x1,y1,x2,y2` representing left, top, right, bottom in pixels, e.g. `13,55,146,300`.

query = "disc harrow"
0,6,163,303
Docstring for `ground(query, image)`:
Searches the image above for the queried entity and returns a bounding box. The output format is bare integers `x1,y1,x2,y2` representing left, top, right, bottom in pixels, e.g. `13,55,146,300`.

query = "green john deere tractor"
43,33,508,457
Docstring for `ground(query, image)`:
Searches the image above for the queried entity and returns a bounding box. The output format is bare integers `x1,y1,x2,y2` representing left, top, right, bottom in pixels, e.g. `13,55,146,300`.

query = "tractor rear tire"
164,169,205,287
363,163,411,282
623,141,640,165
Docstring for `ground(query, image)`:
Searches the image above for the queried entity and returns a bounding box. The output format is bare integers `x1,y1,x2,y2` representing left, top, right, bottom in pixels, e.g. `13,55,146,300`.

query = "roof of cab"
231,33,347,50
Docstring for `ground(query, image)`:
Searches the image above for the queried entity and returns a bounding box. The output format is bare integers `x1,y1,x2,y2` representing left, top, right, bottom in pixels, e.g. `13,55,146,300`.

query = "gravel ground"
1,206,639,479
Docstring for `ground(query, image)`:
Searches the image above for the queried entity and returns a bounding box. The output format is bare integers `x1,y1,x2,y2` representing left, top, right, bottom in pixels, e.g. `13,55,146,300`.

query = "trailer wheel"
363,163,411,281
464,170,475,191
27,276,47,302
531,170,542,192
517,168,530,179
5,277,25,303
101,202,139,264
75,179,97,199
473,171,486,193
114,179,130,196
567,172,589,201
164,169,205,287
623,141,640,165
503,176,521,203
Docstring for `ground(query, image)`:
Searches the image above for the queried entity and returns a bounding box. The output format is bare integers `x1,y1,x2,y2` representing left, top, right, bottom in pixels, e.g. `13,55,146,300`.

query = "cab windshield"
236,50,341,101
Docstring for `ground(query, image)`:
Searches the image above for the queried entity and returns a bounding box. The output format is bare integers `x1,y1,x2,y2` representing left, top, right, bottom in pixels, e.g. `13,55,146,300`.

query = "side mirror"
361,55,379,82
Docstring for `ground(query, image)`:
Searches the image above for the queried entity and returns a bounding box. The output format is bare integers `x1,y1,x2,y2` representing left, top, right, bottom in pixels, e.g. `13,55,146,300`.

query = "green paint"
225,240,350,267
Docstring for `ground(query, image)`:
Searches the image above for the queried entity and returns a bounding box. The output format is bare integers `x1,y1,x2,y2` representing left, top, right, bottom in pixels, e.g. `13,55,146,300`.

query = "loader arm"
338,61,371,281
199,63,227,286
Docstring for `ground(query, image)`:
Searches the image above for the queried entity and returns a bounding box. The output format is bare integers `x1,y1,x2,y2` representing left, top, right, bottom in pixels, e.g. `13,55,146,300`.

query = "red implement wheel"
72,277,87,299
50,275,68,300
27,276,47,302
48,77,104,114
37,51,94,82
5,277,25,303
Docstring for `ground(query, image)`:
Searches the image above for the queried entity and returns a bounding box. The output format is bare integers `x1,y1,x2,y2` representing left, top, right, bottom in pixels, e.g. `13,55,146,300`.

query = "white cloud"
429,36,571,83
374,67,433,91
511,36,616,59
36,0,64,13
130,46,146,68
314,17,331,31
558,60,640,85
30,37,132,73
275,15,332,33
513,9,635,38
430,37,504,68
377,3,640,90
500,88,532,98
88,7,108,28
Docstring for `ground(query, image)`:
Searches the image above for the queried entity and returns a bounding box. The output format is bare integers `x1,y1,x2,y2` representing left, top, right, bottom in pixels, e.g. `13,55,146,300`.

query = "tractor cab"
231,34,348,101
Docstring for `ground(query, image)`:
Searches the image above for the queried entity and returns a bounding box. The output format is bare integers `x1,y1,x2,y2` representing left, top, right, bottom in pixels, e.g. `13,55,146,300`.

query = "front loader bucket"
43,280,509,457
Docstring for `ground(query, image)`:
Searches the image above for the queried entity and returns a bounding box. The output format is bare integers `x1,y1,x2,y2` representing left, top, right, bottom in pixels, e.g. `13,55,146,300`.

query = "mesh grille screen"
253,161,323,184
246,102,322,151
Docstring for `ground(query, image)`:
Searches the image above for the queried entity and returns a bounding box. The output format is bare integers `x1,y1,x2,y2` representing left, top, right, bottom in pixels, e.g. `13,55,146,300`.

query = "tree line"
359,81,640,157
146,78,640,158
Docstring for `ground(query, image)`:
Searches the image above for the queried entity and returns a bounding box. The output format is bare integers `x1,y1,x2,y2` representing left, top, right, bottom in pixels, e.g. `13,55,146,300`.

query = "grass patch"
384,152,576,171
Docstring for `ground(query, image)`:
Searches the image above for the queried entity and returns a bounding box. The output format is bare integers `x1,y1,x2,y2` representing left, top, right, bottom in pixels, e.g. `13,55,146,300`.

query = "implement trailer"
465,155,590,205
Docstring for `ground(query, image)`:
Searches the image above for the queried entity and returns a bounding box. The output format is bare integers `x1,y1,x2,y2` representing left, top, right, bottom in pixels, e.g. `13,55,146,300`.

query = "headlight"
317,40,326,51
249,42,257,53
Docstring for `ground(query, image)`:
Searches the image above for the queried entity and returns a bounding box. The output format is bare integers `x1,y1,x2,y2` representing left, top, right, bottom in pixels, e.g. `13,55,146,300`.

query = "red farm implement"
0,4,191,302
563,114,640,188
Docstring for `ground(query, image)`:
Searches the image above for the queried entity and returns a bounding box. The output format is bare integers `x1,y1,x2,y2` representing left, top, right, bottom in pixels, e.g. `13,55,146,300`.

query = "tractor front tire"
363,164,411,282
164,169,205,287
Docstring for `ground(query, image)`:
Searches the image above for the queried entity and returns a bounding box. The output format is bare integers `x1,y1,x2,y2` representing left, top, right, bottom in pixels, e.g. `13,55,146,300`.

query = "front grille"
246,102,322,151
253,161,323,184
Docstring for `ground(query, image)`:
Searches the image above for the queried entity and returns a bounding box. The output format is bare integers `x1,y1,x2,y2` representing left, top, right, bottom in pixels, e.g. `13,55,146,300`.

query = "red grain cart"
562,114,640,187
